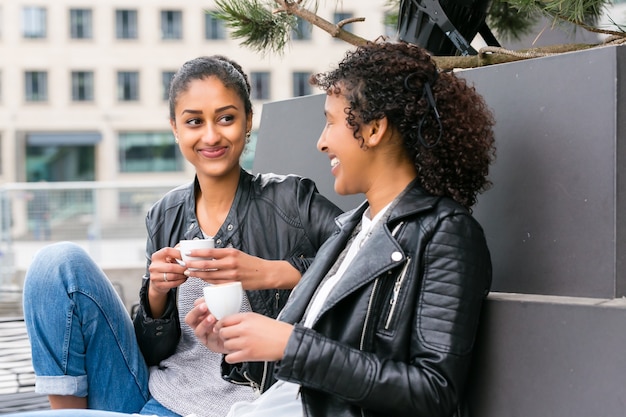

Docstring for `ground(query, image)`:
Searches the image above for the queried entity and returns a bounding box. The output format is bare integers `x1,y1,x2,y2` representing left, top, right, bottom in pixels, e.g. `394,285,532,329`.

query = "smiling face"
317,92,374,196
170,76,252,181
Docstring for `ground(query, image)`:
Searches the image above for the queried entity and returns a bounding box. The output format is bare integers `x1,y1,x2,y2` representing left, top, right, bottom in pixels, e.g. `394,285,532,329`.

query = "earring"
245,131,251,139
175,136,179,144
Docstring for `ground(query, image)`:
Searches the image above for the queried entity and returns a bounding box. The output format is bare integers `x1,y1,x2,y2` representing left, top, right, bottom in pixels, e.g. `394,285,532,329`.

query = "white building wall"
0,0,390,185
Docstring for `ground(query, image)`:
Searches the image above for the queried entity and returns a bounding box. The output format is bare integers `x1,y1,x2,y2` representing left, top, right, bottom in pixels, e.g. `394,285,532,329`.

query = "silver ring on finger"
163,272,168,282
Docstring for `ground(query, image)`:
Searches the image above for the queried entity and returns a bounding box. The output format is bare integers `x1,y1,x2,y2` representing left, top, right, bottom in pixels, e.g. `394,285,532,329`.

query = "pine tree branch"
211,0,626,70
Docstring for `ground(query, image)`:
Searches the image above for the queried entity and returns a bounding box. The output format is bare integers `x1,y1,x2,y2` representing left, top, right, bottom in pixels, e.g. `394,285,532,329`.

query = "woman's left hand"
215,312,294,364
183,248,293,290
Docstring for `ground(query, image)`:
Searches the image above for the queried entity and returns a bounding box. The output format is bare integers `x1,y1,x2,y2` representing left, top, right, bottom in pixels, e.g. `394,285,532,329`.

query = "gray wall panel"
468,294,626,416
254,46,625,297
253,93,364,212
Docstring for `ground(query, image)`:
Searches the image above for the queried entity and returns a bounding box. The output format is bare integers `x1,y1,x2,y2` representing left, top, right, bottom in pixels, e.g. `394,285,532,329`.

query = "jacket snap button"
391,251,402,262
227,224,233,231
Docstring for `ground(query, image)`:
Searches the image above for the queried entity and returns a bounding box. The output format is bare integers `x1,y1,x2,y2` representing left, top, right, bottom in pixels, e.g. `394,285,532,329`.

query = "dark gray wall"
253,45,626,416
468,295,626,416
253,93,364,212
255,45,626,299
464,45,625,299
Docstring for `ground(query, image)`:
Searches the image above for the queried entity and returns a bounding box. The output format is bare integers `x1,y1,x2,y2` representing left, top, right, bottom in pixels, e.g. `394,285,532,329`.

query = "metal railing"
0,180,185,286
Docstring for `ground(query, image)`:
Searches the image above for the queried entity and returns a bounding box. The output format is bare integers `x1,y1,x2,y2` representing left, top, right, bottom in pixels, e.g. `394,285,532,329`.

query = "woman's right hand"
148,247,188,295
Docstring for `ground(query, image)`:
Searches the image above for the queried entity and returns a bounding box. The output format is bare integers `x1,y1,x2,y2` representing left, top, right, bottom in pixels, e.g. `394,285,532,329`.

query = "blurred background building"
0,0,388,253
0,0,391,307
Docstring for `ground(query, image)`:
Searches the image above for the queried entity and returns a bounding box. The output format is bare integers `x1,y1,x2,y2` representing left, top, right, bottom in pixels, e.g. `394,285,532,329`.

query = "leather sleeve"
285,177,341,275
132,278,181,366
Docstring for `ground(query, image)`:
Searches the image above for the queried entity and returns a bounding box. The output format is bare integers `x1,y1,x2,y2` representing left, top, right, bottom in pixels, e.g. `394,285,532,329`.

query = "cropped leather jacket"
133,169,342,369
271,181,492,417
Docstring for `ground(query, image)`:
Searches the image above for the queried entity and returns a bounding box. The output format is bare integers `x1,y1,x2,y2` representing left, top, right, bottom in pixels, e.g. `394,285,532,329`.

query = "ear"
365,117,389,147
170,119,178,141
246,113,253,136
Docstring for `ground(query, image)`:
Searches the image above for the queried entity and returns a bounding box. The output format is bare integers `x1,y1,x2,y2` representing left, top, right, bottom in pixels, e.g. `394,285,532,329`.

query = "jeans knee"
24,242,91,292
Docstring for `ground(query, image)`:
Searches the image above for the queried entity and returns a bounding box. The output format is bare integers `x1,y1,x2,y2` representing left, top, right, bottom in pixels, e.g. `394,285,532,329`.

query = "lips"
199,147,227,158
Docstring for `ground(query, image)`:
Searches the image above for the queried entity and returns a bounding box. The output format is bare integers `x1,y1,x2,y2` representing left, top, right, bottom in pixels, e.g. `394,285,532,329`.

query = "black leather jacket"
270,182,492,417
133,169,342,371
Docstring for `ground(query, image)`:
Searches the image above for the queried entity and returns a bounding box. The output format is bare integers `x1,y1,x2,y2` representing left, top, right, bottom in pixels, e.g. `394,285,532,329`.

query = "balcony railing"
0,180,185,286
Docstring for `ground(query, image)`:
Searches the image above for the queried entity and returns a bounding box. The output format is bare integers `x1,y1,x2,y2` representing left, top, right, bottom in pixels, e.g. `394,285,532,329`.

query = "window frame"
250,71,271,101
160,10,182,40
117,71,139,102
25,71,48,102
292,71,312,97
118,131,184,173
204,11,225,40
161,71,176,101
22,6,47,39
292,17,312,41
71,71,94,102
70,8,93,39
115,9,138,39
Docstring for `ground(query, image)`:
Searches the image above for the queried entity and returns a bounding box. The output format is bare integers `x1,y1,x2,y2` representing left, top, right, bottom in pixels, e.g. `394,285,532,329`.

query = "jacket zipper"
360,278,379,350
385,257,411,330
356,222,405,416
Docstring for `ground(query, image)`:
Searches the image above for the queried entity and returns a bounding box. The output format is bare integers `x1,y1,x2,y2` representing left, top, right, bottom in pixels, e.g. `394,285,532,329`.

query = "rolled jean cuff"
35,374,88,397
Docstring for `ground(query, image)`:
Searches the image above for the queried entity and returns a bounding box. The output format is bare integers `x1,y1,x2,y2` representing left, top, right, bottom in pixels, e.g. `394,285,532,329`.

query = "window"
292,17,312,40
71,71,94,102
204,11,225,40
22,6,47,39
250,72,271,100
162,71,175,101
383,12,397,39
292,72,311,97
118,132,183,172
333,12,354,41
116,9,138,39
25,71,48,102
70,9,92,39
117,71,139,101
161,10,182,40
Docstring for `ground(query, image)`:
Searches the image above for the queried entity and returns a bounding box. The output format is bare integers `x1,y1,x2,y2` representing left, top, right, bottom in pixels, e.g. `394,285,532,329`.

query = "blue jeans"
22,242,178,415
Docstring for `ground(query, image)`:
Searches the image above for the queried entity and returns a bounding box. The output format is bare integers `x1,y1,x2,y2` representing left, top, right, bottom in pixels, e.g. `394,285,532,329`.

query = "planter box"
253,44,626,417
255,44,626,299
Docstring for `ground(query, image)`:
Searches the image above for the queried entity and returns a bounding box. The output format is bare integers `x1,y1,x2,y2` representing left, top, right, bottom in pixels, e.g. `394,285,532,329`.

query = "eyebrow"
180,104,239,116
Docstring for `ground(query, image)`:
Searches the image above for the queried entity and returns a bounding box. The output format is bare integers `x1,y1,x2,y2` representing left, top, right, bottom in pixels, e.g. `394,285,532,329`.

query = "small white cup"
179,238,214,264
203,282,243,320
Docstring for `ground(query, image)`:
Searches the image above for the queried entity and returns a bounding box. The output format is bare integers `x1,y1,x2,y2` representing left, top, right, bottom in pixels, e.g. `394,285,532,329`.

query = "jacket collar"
334,179,441,229
183,168,254,243
281,180,441,325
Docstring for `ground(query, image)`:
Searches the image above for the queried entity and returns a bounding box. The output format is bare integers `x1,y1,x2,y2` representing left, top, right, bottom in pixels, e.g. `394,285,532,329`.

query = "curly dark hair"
311,41,496,209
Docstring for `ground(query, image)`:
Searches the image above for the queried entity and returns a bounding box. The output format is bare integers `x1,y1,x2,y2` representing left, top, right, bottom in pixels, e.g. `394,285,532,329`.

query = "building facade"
0,0,390,186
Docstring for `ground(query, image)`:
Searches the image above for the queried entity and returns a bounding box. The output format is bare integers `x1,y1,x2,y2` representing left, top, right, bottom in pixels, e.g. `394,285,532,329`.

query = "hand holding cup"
203,282,243,320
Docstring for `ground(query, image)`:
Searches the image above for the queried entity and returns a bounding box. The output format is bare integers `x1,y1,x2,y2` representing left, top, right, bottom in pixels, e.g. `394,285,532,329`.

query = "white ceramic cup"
179,238,214,264
203,282,243,320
